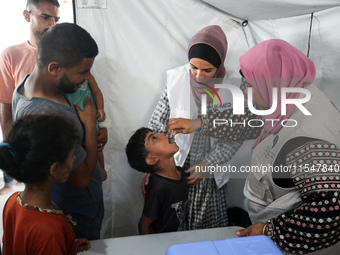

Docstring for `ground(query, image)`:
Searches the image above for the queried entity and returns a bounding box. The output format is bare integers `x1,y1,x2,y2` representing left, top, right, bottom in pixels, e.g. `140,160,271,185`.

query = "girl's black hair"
0,114,78,184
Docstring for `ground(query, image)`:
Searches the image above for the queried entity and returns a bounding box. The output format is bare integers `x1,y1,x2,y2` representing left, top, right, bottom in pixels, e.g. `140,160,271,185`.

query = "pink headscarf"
239,39,316,150
188,25,228,106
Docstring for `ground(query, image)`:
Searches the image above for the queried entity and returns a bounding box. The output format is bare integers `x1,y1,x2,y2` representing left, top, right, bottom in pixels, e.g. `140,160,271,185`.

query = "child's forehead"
146,131,155,137
144,131,155,143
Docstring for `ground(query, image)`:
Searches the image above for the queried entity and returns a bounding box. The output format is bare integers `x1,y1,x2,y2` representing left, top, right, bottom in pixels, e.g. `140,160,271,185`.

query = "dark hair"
125,127,155,173
26,0,60,11
37,23,98,68
0,115,78,184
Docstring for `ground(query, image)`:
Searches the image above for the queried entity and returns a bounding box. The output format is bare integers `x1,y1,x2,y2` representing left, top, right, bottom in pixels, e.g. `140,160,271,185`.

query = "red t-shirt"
2,192,76,255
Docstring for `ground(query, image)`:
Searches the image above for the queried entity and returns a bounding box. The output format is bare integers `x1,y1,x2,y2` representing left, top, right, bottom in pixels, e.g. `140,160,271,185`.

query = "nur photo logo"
200,84,312,128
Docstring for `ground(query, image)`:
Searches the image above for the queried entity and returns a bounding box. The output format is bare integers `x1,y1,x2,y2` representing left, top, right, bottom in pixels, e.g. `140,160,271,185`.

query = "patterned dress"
200,110,340,254
148,87,242,230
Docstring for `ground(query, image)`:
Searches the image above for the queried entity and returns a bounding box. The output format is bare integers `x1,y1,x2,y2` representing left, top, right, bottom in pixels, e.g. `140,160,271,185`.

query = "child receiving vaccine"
126,127,189,234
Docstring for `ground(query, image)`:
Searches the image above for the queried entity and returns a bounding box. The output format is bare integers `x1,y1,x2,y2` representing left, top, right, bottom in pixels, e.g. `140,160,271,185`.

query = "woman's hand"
141,173,151,198
185,162,208,185
75,238,91,253
167,118,201,136
235,222,266,237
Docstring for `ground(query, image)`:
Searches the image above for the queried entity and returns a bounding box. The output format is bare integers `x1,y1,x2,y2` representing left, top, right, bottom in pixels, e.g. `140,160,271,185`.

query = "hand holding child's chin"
185,162,208,185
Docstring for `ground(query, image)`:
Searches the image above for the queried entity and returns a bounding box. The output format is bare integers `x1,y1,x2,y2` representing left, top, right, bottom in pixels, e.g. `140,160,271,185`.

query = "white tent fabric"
75,0,340,238
202,0,340,19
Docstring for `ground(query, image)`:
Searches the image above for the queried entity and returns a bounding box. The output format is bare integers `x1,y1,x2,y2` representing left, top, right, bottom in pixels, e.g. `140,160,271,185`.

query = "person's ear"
145,155,158,166
23,10,31,23
48,62,63,77
49,162,60,179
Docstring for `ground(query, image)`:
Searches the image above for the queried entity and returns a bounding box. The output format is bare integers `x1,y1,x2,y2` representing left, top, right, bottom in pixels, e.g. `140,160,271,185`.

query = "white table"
85,226,243,255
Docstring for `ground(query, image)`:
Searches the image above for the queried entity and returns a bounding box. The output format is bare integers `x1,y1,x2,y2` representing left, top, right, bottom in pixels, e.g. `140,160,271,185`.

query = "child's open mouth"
168,137,175,144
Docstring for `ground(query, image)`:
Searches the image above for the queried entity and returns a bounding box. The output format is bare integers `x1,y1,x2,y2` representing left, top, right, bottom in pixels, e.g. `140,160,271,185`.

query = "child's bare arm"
138,215,153,235
88,73,105,121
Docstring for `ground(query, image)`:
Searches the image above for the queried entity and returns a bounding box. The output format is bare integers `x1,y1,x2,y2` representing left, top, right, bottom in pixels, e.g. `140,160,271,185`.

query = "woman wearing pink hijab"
146,25,242,230
168,39,340,254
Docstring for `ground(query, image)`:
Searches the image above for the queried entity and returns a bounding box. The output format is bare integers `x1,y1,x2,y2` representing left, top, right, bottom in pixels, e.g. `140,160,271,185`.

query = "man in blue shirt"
12,23,106,240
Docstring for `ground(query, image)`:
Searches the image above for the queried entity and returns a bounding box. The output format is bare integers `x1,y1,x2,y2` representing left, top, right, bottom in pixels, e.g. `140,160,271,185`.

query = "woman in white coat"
146,25,242,230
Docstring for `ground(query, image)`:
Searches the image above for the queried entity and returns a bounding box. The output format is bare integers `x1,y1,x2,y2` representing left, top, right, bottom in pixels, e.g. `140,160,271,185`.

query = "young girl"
66,74,108,180
0,114,91,254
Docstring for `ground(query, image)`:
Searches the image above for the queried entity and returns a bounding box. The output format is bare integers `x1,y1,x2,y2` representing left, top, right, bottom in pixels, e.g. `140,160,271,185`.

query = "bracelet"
262,224,267,235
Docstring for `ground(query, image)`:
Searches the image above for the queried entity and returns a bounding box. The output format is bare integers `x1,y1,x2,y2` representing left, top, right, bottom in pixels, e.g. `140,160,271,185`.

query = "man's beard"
32,26,49,41
59,73,81,94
